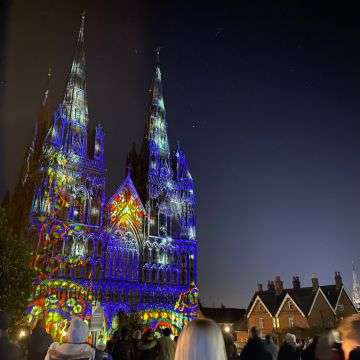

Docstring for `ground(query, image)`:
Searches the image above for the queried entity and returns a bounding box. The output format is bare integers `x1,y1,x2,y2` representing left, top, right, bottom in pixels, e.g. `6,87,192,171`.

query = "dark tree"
0,207,35,325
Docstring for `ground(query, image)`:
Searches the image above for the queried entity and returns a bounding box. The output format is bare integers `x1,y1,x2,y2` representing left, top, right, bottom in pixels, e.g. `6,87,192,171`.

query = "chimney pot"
311,273,319,291
257,283,263,293
292,276,301,289
274,276,283,295
335,272,343,290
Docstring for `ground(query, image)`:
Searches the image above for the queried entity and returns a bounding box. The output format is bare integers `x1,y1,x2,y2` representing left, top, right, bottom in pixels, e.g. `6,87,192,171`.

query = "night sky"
2,1,360,307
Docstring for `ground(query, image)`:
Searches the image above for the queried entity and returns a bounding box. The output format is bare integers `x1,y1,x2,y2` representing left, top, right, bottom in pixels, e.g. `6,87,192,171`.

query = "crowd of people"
3,310,360,360
239,315,360,360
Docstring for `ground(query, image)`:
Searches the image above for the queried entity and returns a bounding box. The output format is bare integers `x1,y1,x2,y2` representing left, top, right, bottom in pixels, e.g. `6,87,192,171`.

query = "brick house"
247,273,357,338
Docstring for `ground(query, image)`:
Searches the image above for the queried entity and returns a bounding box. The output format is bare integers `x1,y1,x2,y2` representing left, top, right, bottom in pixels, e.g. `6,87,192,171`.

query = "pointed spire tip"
155,46,161,64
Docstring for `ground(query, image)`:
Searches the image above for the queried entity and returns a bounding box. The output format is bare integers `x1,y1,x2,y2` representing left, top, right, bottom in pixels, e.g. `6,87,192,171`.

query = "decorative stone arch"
72,185,91,223
64,262,72,278
151,266,158,283
172,268,179,285
96,239,103,257
70,232,87,258
87,236,95,256
143,244,151,263
166,267,171,284
94,261,103,280
85,260,92,279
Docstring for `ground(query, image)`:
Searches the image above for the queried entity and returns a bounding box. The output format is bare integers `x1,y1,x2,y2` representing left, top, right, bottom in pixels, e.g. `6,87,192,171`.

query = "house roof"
320,285,342,308
247,285,343,317
201,307,246,325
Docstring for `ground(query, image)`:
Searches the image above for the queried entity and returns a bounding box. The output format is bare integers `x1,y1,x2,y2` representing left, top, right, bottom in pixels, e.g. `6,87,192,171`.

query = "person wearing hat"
44,317,95,360
0,310,21,360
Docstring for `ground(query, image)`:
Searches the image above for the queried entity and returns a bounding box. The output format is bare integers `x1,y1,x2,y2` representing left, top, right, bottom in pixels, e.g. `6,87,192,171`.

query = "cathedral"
11,14,198,337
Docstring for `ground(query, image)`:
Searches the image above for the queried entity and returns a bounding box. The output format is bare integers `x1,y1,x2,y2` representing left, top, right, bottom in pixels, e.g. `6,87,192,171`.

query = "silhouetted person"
277,333,300,360
239,327,272,360
0,310,21,360
112,327,134,360
350,347,360,360
223,332,237,360
105,330,119,356
301,335,319,360
264,334,278,360
138,329,158,360
158,328,176,360
27,319,53,360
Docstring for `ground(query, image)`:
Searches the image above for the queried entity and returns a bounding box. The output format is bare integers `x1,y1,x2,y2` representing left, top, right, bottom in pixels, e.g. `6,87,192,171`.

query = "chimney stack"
267,280,275,292
292,276,301,290
311,273,319,291
335,272,343,290
274,276,283,295
257,283,263,293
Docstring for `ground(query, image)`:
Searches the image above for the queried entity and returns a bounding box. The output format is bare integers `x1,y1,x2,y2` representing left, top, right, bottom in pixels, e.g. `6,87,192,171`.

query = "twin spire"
45,13,170,156
62,11,89,126
147,47,170,158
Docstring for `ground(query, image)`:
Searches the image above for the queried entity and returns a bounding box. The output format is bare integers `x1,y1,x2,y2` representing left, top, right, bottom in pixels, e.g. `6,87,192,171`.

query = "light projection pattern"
106,174,145,239
27,279,93,340
19,14,197,342
175,283,199,317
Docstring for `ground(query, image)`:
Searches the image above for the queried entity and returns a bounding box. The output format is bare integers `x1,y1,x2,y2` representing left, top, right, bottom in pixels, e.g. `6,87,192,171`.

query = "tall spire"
62,11,89,126
353,262,360,310
147,48,169,158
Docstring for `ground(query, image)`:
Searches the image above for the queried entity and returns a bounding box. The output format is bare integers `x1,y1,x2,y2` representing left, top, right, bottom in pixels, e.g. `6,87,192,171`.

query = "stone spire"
353,262,360,310
62,11,89,126
146,48,169,159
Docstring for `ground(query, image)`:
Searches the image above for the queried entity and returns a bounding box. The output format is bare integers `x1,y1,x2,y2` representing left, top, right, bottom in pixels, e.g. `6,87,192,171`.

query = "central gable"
105,174,145,240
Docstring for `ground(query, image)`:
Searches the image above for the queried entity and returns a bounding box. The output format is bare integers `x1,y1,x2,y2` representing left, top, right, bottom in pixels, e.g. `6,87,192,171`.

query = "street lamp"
224,325,231,333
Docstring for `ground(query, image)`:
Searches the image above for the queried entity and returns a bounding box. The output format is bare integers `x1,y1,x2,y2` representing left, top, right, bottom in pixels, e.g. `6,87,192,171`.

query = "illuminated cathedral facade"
12,15,197,336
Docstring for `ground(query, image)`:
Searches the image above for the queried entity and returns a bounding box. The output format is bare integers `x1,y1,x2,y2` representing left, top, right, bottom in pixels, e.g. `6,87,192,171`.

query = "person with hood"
239,326,272,360
158,328,176,360
264,334,278,360
137,329,158,360
277,333,300,360
174,318,227,360
0,310,21,360
27,319,53,360
44,317,95,360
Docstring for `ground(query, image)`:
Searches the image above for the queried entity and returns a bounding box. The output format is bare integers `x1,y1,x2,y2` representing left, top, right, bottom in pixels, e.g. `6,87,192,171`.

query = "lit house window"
289,317,294,328
259,317,264,329
272,318,276,328
276,317,280,328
